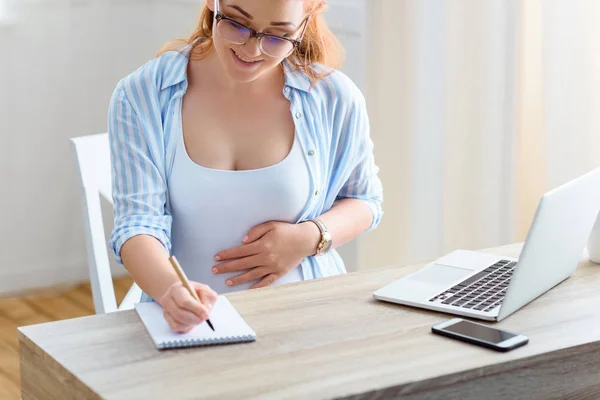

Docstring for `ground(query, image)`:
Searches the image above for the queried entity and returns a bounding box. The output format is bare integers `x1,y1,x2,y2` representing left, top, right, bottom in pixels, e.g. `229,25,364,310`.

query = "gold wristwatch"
309,218,332,256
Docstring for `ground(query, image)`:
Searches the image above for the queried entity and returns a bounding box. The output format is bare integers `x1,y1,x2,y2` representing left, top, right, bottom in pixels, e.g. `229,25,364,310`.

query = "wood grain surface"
18,244,600,399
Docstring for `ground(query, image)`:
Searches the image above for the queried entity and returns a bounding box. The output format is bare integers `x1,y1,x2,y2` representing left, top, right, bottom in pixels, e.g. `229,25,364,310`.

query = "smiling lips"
231,49,264,67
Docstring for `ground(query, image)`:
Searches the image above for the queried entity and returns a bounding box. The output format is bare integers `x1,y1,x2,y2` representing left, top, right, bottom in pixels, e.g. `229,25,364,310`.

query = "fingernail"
208,303,213,309
226,280,233,286
212,267,219,273
214,255,221,261
242,236,248,243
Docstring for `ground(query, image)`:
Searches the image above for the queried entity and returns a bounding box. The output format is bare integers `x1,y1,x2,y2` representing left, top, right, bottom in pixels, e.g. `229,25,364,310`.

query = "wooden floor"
0,276,134,399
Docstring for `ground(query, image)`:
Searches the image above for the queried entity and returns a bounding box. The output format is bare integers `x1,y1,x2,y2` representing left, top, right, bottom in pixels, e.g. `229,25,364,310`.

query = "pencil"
168,255,215,332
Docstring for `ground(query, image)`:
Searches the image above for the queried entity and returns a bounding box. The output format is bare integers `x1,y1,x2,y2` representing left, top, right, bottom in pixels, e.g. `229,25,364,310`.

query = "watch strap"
311,218,328,234
309,218,330,256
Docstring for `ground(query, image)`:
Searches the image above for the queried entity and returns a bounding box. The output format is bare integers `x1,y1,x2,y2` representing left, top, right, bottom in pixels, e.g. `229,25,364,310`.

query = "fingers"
163,310,193,334
243,222,275,244
193,281,218,310
213,254,263,274
214,241,260,262
172,287,210,322
160,281,220,334
227,267,268,286
250,273,279,289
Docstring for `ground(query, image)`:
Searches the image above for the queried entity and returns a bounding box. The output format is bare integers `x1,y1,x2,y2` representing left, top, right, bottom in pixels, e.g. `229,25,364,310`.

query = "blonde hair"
157,0,344,83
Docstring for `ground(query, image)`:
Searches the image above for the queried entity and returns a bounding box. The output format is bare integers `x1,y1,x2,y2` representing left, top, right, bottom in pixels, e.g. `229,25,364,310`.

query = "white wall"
0,0,199,294
0,1,8,20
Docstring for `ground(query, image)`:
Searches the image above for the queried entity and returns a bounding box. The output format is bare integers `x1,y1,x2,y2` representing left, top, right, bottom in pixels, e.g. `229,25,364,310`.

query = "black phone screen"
443,320,517,344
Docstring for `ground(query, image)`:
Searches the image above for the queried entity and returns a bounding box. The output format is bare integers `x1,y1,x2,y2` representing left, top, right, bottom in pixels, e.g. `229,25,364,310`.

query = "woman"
108,0,383,333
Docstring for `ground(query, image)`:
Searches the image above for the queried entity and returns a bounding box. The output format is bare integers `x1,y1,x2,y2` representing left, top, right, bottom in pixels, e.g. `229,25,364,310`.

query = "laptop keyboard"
428,259,517,313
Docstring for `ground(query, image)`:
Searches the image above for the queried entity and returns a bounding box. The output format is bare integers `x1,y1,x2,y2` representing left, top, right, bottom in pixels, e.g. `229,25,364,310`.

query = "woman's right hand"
158,281,218,334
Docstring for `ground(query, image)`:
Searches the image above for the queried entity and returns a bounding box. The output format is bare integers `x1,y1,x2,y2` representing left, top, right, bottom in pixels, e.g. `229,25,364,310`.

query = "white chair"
70,133,142,314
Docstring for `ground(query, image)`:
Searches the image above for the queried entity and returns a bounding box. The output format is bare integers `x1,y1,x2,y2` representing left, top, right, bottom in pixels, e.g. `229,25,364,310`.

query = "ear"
205,0,215,12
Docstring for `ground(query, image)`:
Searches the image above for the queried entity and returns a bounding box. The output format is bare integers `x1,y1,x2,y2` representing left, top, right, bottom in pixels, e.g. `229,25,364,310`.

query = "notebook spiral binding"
159,335,255,349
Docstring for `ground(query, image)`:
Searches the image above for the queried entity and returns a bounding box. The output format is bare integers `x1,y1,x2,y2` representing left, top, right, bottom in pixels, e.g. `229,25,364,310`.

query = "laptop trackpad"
409,264,473,285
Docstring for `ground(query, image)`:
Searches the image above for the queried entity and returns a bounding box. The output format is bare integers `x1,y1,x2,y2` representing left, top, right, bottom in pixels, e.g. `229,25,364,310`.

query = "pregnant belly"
170,225,303,294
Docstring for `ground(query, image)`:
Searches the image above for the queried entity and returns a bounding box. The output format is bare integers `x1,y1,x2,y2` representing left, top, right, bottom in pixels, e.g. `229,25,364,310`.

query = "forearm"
120,235,180,304
298,198,373,256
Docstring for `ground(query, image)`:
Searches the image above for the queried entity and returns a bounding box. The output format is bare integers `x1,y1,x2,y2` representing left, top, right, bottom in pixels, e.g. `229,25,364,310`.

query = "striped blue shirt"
107,43,383,280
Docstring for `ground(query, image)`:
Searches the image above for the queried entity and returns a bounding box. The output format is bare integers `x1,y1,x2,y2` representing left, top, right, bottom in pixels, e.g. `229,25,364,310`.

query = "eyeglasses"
213,0,310,58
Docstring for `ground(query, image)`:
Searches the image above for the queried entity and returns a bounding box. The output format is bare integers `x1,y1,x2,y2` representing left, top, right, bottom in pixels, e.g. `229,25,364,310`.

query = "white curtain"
358,0,600,270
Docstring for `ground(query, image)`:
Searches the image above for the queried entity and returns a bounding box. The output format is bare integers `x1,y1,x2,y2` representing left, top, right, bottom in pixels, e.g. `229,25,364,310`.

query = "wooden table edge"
18,327,101,399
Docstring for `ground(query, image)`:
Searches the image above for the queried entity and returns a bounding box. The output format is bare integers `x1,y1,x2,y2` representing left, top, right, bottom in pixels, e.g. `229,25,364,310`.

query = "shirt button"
284,87,291,94
295,112,303,119
308,150,315,156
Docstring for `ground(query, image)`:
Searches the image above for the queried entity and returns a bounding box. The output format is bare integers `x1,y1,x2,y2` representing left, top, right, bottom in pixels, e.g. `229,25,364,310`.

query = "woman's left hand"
212,221,320,289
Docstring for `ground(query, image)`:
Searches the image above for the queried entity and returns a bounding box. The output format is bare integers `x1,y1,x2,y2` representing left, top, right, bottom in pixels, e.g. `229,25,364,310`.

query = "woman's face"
206,0,307,84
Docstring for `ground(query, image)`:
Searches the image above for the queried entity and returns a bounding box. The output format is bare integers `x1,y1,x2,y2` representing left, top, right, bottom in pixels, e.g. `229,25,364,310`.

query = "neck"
198,49,285,95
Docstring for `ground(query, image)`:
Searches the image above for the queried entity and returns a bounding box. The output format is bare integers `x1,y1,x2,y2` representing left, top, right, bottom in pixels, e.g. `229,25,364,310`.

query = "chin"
219,46,277,83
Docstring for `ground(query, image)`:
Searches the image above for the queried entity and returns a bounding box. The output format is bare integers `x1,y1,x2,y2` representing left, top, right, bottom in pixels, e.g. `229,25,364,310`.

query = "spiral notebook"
135,295,256,349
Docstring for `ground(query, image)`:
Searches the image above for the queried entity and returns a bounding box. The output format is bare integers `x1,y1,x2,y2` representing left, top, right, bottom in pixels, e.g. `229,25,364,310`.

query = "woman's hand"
158,281,218,334
212,221,321,289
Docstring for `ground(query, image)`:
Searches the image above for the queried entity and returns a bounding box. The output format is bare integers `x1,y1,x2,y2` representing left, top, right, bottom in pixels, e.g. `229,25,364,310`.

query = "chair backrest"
70,133,120,313
71,133,113,201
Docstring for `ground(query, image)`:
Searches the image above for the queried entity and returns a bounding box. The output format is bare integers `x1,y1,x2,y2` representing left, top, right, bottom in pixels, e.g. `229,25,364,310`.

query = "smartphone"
431,318,529,352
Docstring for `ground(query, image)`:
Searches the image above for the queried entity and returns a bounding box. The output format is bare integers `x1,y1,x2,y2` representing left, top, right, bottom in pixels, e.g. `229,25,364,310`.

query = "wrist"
298,221,322,257
156,281,177,307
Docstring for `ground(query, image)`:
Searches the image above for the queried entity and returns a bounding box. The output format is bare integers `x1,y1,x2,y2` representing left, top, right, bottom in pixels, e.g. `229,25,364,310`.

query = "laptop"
373,167,600,322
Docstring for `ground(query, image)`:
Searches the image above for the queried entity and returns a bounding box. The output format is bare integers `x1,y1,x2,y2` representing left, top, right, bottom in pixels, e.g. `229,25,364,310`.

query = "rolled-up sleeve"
107,84,172,264
335,92,384,232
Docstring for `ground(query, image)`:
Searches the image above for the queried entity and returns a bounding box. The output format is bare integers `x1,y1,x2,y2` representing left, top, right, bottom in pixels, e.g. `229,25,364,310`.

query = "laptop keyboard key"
456,270,493,288
442,295,463,304
430,260,515,309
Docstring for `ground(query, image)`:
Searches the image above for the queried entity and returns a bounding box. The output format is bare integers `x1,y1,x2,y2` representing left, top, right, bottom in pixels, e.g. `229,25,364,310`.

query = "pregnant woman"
108,0,383,333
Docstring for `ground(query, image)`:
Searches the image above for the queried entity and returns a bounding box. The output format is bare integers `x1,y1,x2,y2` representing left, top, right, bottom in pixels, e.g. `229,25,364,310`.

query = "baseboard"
0,259,129,297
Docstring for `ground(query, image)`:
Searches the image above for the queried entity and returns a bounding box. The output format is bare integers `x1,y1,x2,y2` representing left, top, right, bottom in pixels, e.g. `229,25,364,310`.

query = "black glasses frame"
214,0,310,57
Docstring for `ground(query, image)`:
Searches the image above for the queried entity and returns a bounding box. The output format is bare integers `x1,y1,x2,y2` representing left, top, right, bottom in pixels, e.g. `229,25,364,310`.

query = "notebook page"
135,295,256,348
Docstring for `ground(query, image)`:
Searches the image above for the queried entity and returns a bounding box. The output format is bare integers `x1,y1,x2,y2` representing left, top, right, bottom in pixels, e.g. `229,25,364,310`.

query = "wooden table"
18,244,600,399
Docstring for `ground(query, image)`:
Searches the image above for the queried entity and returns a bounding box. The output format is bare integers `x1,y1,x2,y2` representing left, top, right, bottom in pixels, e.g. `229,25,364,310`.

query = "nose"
242,37,262,58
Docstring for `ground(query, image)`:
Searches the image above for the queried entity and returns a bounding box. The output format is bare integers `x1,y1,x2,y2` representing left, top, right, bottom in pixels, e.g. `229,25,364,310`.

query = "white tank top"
168,130,310,293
